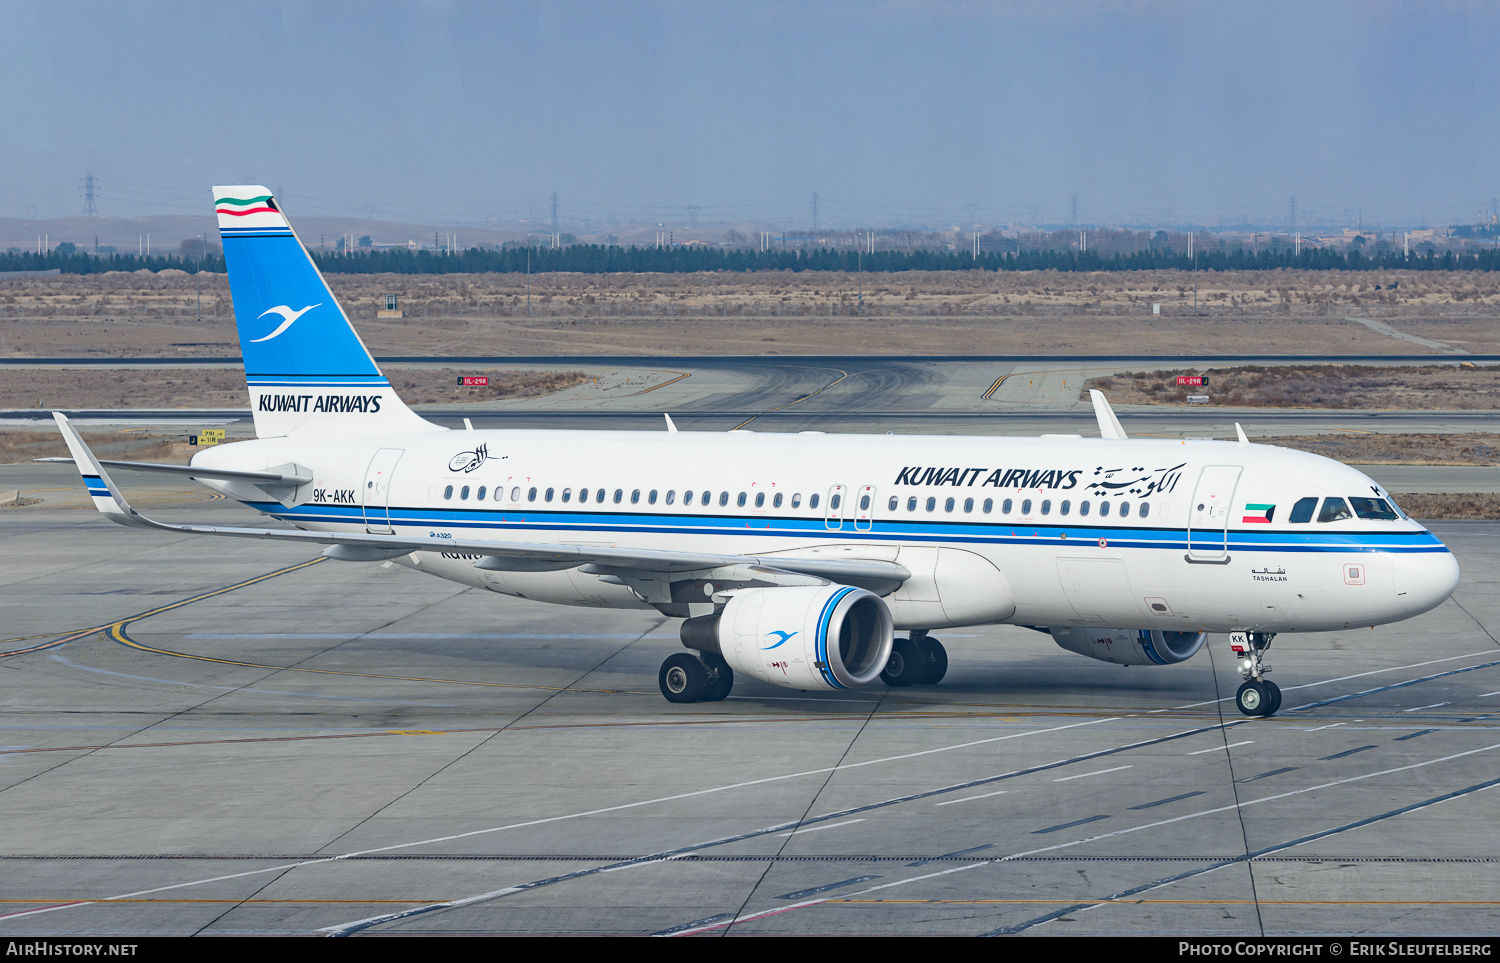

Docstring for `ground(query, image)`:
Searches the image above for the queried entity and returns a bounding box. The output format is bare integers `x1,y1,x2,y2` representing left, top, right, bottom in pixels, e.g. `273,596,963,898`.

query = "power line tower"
81,171,98,217
550,193,559,234
686,205,701,228
810,191,820,232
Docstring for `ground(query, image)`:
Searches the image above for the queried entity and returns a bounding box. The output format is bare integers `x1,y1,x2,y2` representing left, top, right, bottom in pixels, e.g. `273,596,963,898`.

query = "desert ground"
2,268,1499,357
1085,365,1500,409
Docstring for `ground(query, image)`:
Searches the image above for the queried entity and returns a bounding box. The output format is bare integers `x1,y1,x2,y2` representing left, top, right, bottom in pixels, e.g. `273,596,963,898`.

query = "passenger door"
361,448,404,534
1186,465,1242,561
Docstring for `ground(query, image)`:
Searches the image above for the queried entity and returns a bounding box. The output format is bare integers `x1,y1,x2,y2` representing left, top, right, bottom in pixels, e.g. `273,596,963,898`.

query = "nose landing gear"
1230,631,1281,717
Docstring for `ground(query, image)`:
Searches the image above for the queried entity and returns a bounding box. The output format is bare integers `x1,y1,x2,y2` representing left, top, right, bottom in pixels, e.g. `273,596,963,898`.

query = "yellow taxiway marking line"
733,368,849,430
0,558,327,657
627,371,690,396
981,375,1007,400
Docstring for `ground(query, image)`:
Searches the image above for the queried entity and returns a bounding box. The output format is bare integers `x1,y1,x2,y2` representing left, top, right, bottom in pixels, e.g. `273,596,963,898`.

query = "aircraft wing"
52,413,909,586
36,457,312,486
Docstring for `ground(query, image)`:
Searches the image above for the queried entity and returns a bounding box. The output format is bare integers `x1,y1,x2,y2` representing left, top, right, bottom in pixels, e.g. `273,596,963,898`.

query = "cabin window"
1289,497,1317,523
859,494,870,511
1079,500,1090,516
683,491,694,506
809,494,819,509
460,486,470,500
773,493,783,508
666,490,676,505
1021,498,1032,514
888,496,898,511
561,488,572,503
1002,498,1013,514
1060,499,1070,516
1138,502,1149,518
1318,497,1353,522
944,497,955,512
595,488,605,503
831,493,842,510
1119,501,1130,518
545,487,555,502
477,486,487,501
1099,500,1111,517
737,492,747,507
719,492,729,507
983,498,993,513
527,487,536,502
908,497,918,512
756,492,766,508
648,490,657,505
925,497,936,512
443,485,454,500
578,488,589,504
630,489,640,504
511,486,522,502
1349,497,1398,520
493,486,503,501
1040,499,1051,515
963,497,974,513
613,489,624,504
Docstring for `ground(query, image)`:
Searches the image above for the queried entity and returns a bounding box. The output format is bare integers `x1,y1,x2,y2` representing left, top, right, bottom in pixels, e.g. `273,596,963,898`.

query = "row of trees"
0,244,1494,277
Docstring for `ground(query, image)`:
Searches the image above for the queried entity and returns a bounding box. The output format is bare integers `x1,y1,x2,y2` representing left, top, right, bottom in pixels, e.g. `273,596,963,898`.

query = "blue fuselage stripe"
249,501,1448,555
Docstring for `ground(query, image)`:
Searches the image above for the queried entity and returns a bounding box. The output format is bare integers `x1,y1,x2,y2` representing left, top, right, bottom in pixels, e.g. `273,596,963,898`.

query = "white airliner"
51,186,1460,716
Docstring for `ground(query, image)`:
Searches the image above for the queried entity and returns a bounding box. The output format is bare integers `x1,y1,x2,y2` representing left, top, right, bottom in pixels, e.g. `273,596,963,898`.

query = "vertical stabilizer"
213,186,440,438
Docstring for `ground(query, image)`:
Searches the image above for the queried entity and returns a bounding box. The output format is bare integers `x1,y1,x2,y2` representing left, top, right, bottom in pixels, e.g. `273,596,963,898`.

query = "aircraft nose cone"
1395,551,1460,616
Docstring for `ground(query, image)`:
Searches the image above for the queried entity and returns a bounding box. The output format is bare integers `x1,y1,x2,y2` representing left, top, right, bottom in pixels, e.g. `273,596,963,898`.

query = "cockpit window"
1348,496,1399,520
1288,497,1317,524
1317,497,1354,522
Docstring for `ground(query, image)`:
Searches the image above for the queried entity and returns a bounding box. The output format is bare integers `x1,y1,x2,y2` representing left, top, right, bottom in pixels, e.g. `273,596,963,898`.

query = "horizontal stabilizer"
36,457,311,486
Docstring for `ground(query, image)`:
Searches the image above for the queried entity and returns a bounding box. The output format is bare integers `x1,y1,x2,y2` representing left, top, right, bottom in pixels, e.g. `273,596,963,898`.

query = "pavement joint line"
666,748,1500,938
4,715,1122,927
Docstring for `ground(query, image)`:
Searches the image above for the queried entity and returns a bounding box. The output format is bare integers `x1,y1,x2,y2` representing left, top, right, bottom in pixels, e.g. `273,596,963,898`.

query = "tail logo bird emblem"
251,303,322,342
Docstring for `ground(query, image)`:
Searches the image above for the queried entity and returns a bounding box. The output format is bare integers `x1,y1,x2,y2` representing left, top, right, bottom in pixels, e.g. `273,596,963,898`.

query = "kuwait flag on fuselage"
214,193,278,217
1242,503,1274,524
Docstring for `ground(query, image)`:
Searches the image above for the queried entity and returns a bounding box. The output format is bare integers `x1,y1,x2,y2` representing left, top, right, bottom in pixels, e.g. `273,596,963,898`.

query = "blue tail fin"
213,185,438,437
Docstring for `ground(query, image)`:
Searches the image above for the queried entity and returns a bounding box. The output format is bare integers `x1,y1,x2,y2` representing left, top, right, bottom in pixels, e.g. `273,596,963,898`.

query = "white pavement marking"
1479,691,1500,698
935,790,1008,806
1404,703,1450,712
1172,651,1498,709
664,741,1500,936
0,716,1117,924
776,819,865,837
1187,740,1254,755
1052,765,1133,782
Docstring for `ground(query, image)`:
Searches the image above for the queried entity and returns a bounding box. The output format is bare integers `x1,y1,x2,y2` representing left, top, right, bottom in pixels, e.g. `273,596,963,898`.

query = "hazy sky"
2,0,1497,228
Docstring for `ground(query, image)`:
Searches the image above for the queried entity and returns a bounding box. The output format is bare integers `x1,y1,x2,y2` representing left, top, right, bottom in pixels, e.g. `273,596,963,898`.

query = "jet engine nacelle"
687,585,895,691
1049,626,1207,667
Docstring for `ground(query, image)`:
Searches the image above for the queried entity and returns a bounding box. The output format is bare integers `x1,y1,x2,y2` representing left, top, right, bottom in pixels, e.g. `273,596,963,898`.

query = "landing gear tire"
881,637,925,687
916,637,948,686
701,652,735,702
1264,680,1282,716
660,653,708,703
1236,680,1274,718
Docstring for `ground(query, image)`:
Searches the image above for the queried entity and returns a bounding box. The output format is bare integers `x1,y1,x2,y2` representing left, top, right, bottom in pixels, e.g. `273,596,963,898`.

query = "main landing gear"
659,651,734,704
881,630,948,688
1231,631,1281,718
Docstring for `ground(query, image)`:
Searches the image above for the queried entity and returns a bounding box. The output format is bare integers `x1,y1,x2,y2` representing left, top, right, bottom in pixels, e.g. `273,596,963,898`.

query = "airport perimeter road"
0,465,1497,936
